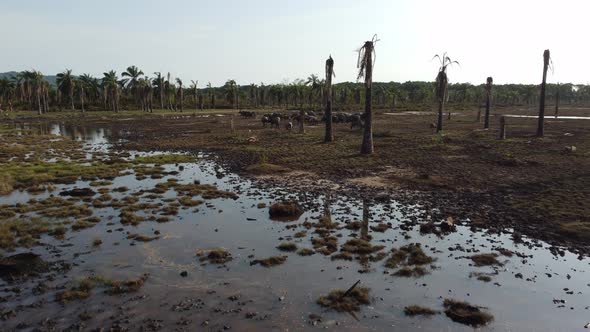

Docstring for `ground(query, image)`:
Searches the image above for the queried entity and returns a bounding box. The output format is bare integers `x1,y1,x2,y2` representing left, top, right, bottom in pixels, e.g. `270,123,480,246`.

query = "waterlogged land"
1,107,590,331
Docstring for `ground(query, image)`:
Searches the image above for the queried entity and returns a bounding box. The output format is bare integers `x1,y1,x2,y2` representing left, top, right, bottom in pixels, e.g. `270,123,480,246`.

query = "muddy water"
1,123,589,331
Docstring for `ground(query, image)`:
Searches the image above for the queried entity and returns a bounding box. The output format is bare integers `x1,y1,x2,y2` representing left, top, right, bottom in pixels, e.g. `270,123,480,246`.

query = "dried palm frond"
357,35,379,86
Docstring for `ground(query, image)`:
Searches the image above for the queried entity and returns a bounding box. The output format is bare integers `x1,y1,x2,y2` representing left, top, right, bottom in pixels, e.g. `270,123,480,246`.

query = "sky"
0,0,588,86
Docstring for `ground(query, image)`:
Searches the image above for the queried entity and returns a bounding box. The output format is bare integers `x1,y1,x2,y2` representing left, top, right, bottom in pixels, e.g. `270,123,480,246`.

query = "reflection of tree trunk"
323,192,332,220
361,199,369,241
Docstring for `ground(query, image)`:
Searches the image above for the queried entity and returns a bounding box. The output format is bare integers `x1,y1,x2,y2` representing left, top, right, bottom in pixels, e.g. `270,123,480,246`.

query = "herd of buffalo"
239,110,365,130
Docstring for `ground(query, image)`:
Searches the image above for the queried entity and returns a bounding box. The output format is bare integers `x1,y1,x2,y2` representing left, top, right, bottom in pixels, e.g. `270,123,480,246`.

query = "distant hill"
0,71,57,86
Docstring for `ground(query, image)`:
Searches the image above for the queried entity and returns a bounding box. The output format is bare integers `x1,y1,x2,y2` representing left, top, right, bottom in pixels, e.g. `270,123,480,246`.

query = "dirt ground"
6,104,590,255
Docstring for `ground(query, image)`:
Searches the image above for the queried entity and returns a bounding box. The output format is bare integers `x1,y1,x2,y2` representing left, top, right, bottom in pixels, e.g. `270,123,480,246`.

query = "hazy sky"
1,0,588,86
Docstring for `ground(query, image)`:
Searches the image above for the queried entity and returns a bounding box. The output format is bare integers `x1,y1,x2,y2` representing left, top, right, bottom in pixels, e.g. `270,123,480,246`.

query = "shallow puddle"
0,122,589,331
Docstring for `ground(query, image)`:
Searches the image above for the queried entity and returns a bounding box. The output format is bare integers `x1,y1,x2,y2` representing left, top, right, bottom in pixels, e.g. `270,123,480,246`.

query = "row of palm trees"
0,69,583,115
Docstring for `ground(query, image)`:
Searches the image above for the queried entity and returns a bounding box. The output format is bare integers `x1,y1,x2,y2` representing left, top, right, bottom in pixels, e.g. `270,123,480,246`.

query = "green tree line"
1,67,589,113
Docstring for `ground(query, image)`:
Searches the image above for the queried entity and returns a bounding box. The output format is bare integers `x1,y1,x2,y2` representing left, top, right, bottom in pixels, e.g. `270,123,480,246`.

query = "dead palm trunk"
554,83,560,118
70,89,75,111
80,86,85,113
36,88,42,115
537,49,550,137
324,55,334,142
436,71,447,133
179,88,183,112
484,77,493,129
359,40,375,155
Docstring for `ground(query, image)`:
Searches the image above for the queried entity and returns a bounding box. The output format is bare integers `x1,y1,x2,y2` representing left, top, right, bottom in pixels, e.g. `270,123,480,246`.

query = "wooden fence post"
499,116,506,140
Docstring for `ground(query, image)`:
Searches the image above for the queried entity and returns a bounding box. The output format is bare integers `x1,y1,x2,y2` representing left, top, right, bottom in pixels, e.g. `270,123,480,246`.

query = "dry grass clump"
470,253,502,267
119,210,144,225
341,238,385,255
404,305,439,316
0,174,14,195
196,248,232,264
56,282,93,303
344,220,362,230
89,180,112,187
331,252,353,261
268,201,304,220
41,204,93,219
71,218,98,230
394,266,429,277
443,299,493,327
370,223,390,232
57,273,149,301
311,235,338,255
0,218,66,249
127,233,159,242
276,242,298,252
297,248,315,256
250,255,287,267
106,274,149,295
316,287,370,312
385,243,435,269
178,196,203,207
294,231,307,238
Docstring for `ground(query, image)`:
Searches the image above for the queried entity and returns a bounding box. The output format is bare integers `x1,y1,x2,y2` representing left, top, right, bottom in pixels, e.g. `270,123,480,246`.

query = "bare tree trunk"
324,56,334,142
70,90,75,111
537,49,550,137
179,90,183,112
484,77,493,129
37,91,42,115
299,109,304,133
80,87,85,113
360,42,374,155
554,84,560,118
437,100,443,133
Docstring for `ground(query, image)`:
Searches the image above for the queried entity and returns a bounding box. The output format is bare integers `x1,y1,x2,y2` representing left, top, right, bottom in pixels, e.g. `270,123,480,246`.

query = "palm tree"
207,82,215,109
190,80,198,110
0,77,16,112
224,80,238,109
21,70,45,115
152,72,165,110
75,78,85,112
102,70,120,112
56,69,76,110
433,53,459,133
176,78,184,111
137,77,152,112
164,73,175,110
484,77,493,129
324,56,335,142
122,65,144,109
305,74,321,109
358,36,378,155
15,71,34,110
79,74,101,109
537,49,551,137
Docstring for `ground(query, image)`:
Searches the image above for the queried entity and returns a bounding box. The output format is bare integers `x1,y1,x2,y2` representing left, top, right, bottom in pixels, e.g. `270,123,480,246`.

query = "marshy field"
1,102,589,331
